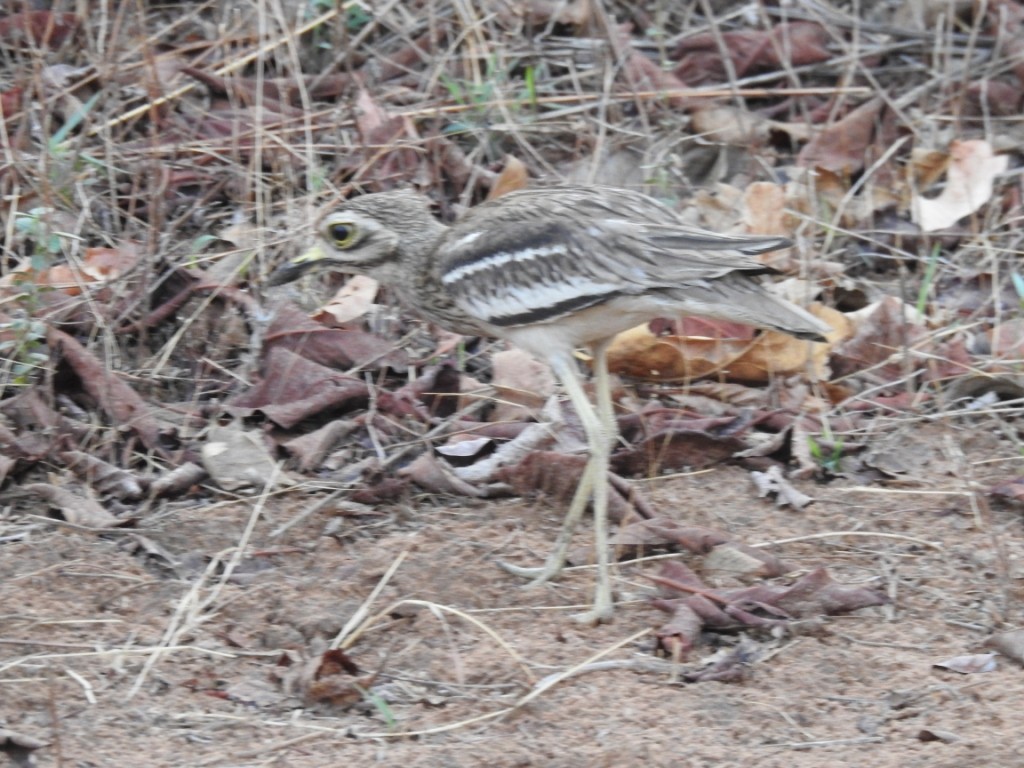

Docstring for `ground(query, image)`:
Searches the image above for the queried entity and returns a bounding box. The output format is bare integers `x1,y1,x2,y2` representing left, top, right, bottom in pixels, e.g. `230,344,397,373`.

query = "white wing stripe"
441,244,568,286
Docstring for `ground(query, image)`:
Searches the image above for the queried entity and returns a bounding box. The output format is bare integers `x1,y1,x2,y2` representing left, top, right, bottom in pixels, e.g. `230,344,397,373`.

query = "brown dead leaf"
264,304,408,372
0,11,80,48
226,346,370,429
497,451,636,523
21,482,123,528
3,243,140,297
488,156,530,200
652,562,888,659
355,88,421,183
614,24,689,108
673,22,831,85
798,98,885,175
611,425,747,476
60,450,143,500
829,297,927,382
607,305,837,383
273,647,376,708
47,327,167,455
149,462,207,498
741,181,789,239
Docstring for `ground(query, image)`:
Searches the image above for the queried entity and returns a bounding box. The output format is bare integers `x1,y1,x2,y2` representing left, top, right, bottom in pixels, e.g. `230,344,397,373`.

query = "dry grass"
2,0,1024,765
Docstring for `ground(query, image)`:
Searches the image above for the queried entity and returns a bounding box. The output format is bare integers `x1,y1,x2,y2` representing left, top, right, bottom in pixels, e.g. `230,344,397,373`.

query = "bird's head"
267,190,447,287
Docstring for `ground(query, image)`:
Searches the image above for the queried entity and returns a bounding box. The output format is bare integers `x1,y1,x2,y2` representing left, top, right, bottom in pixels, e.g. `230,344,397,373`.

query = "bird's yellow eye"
325,221,357,248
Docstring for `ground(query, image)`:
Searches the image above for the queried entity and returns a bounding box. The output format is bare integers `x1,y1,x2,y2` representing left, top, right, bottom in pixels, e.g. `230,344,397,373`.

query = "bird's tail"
665,277,832,342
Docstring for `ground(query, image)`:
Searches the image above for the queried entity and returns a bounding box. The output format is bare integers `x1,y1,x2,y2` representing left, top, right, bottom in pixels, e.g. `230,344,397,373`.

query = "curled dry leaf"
264,304,408,372
750,465,814,509
47,327,166,456
0,11,80,48
227,346,370,429
488,155,530,200
932,653,998,674
312,275,380,326
201,419,289,492
148,462,207,498
21,482,123,528
911,139,1009,232
652,562,887,660
282,419,355,472
606,305,838,383
273,647,376,708
496,450,638,523
60,450,143,500
673,22,831,84
690,105,771,147
798,97,886,175
399,452,488,498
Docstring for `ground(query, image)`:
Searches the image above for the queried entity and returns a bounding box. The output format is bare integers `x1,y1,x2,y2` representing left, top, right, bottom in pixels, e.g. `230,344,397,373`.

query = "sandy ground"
2,422,1023,768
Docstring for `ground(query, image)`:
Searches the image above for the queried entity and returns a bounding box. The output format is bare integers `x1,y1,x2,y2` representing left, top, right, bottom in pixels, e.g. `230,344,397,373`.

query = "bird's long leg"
499,344,616,623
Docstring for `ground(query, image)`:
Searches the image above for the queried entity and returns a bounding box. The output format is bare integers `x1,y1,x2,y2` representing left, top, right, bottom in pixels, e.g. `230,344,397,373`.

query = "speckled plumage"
269,185,831,623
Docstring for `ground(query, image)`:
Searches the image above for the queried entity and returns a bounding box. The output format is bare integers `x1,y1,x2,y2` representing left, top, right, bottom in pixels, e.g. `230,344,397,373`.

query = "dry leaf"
22,482,122,528
912,139,1009,232
312,275,380,325
750,465,814,509
488,156,530,200
201,419,290,491
932,653,998,674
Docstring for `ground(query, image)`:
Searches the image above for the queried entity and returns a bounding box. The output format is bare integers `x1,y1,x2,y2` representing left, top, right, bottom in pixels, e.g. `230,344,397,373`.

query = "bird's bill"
266,243,329,286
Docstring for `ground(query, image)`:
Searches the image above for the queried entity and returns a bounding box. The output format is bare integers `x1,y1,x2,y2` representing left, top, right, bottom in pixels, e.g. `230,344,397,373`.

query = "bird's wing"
436,188,790,327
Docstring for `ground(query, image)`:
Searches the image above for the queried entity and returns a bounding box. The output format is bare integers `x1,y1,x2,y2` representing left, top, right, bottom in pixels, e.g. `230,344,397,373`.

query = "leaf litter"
1,0,1024,765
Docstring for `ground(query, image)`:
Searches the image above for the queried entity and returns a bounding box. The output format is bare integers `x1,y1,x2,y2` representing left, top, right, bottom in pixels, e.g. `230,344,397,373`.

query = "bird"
268,185,832,624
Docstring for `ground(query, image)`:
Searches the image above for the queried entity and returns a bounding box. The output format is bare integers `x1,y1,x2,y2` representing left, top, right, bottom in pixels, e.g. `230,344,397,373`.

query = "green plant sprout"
1010,271,1024,309
441,55,538,136
915,242,941,317
3,208,83,390
807,434,843,473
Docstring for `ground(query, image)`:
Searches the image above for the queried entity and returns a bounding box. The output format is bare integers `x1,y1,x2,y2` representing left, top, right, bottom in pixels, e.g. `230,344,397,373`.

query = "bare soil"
3,0,1024,765
4,422,1024,768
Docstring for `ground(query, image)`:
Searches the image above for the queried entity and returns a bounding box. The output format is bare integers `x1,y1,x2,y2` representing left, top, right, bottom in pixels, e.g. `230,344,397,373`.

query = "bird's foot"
572,602,614,626
496,559,562,587
573,580,614,625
